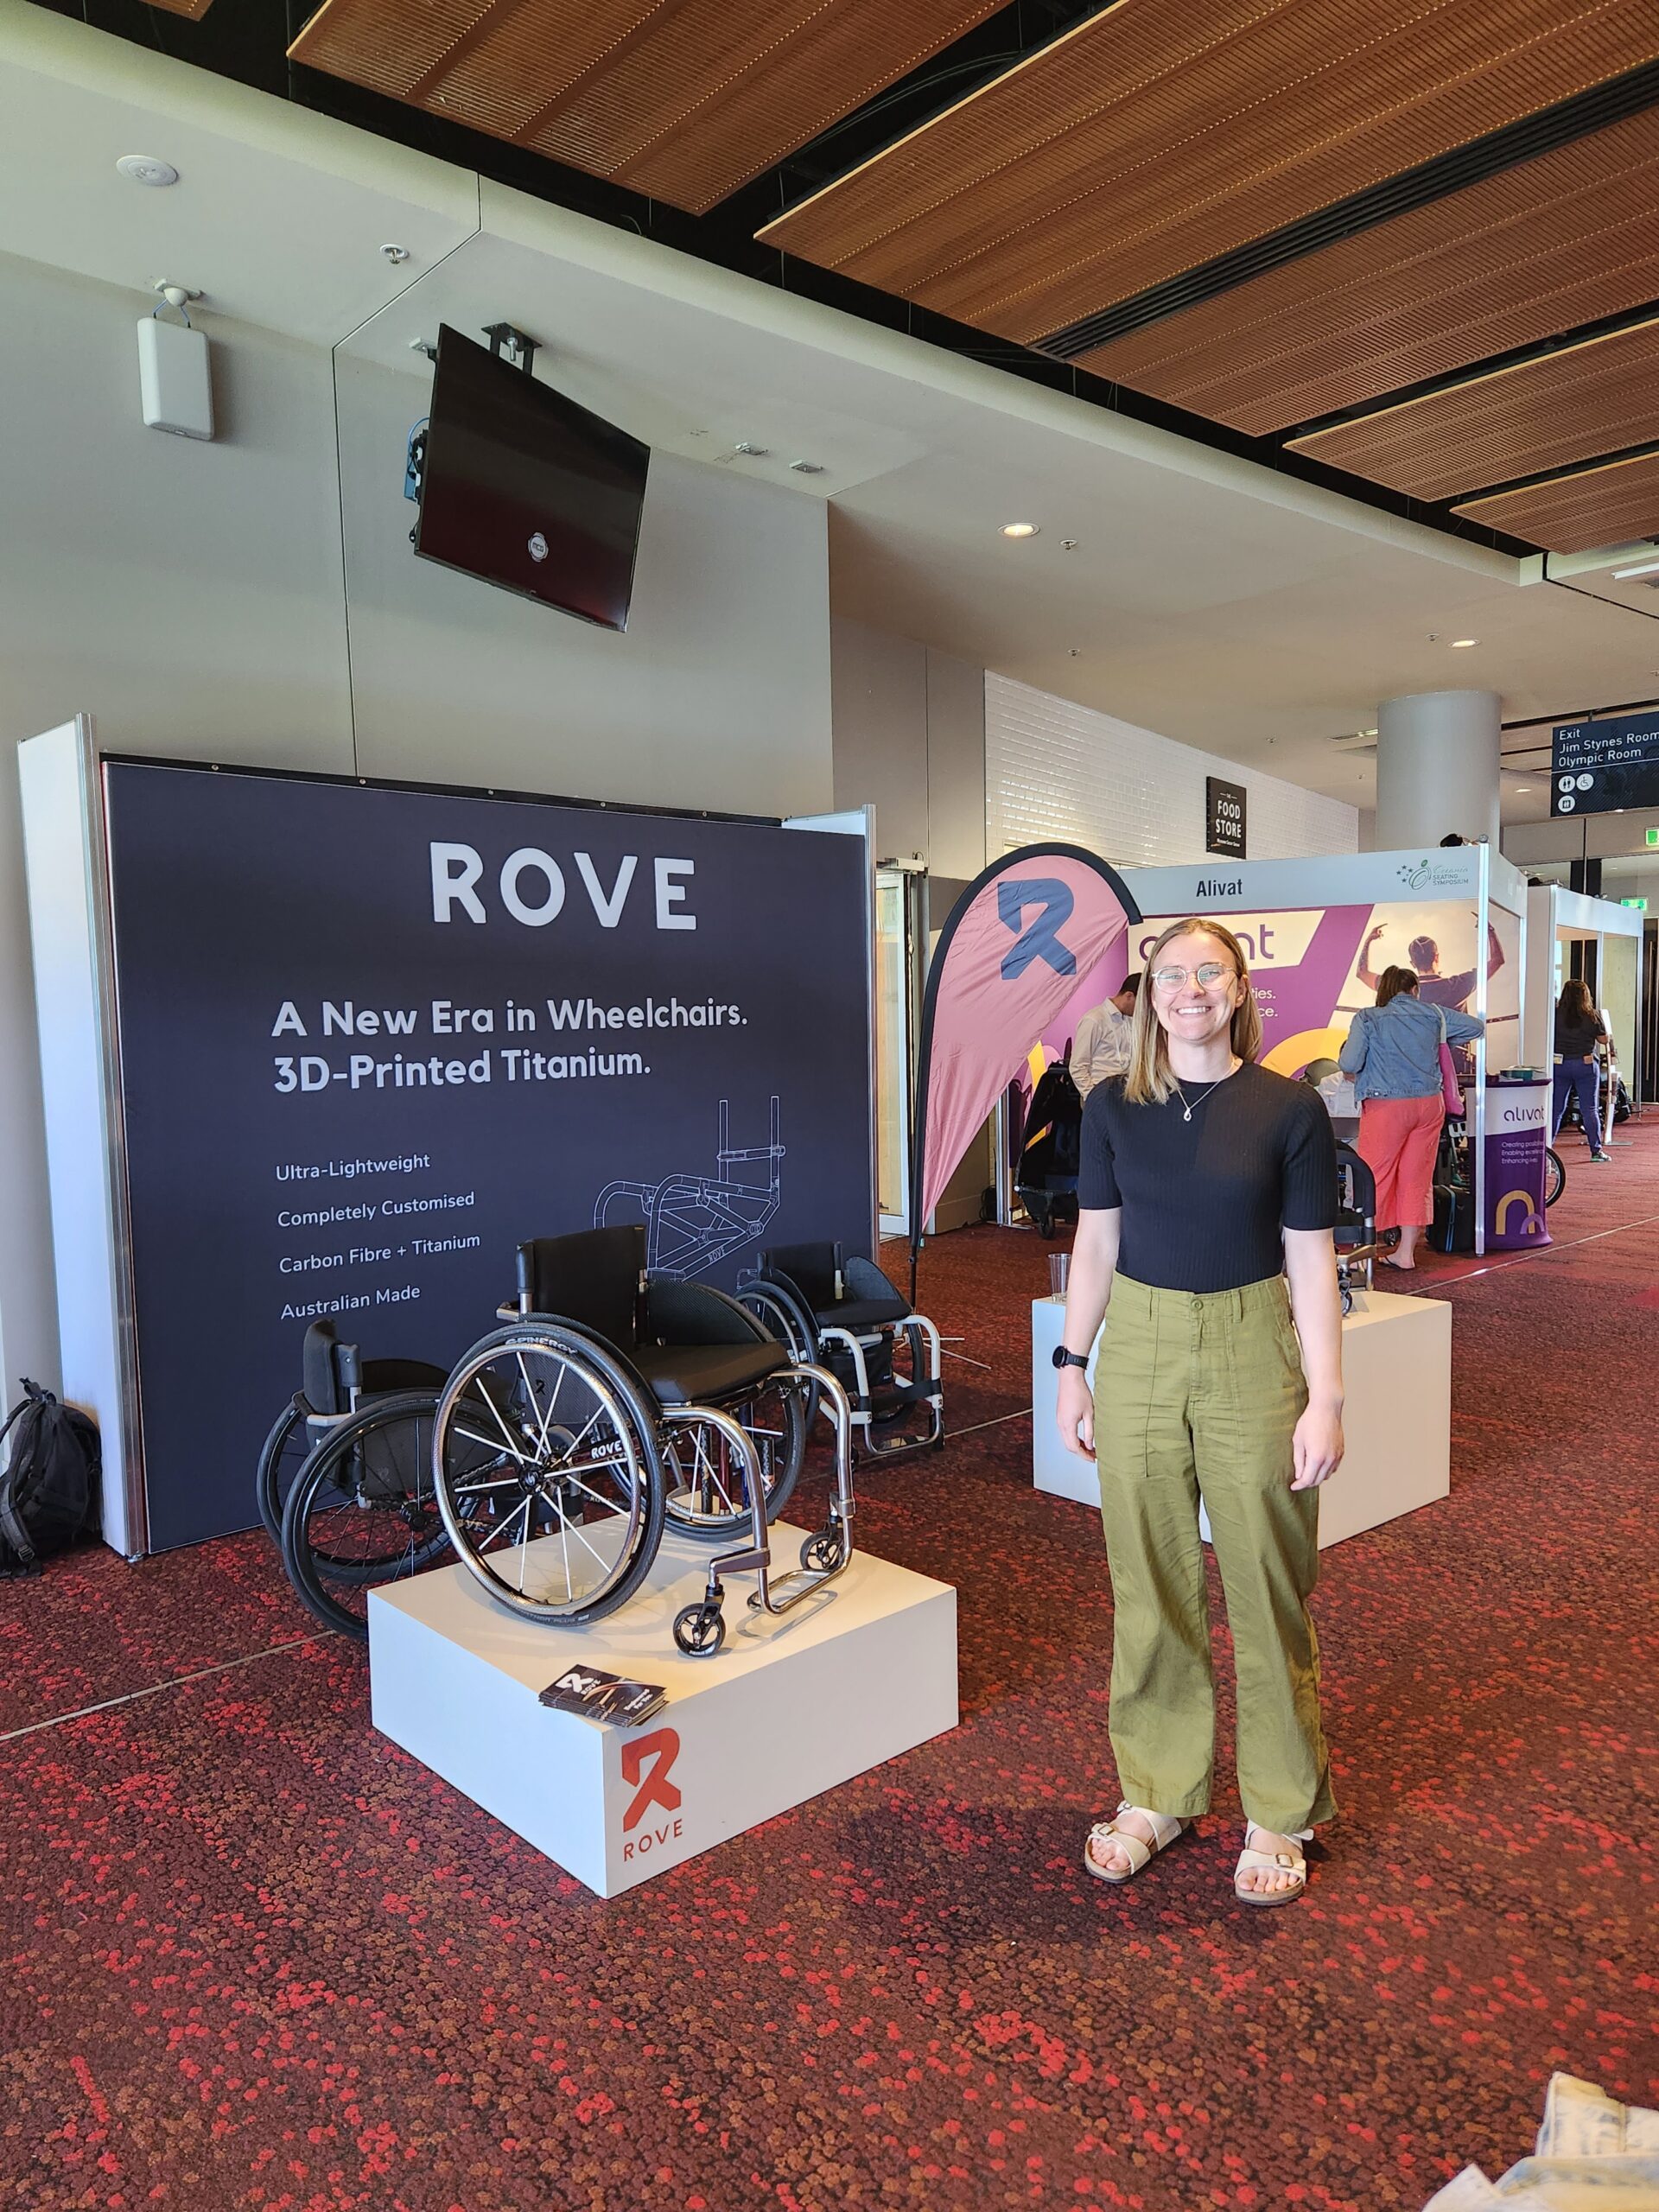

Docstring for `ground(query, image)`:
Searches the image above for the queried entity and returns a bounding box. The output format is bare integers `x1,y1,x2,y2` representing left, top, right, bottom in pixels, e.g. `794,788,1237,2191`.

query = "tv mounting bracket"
482,322,540,377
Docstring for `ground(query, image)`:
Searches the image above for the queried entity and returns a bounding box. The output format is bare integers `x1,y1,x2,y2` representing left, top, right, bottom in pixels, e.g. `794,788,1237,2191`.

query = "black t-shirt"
1077,1059,1338,1292
1554,1010,1605,1058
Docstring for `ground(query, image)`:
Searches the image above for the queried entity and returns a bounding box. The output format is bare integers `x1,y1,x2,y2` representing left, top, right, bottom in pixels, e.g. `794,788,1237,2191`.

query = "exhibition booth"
18,718,957,1894
1010,841,1533,1256
1524,882,1644,1147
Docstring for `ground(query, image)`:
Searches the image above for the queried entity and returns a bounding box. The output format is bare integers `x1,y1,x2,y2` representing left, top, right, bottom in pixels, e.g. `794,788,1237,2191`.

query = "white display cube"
368,1522,957,1897
1032,1287,1451,1548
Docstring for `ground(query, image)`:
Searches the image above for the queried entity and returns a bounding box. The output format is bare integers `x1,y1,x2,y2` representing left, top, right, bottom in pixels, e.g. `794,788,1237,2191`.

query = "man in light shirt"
1071,974,1141,1099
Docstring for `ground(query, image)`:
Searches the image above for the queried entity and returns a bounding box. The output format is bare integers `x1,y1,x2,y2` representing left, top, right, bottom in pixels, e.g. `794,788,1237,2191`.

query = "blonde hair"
1123,917,1262,1105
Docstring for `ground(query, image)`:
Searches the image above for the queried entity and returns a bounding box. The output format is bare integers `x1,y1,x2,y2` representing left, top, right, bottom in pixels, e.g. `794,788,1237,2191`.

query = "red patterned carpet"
2,1124,1656,2210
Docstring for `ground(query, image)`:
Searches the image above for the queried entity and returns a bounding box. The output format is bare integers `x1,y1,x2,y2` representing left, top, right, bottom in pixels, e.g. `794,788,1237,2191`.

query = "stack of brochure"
538,1665,669,1726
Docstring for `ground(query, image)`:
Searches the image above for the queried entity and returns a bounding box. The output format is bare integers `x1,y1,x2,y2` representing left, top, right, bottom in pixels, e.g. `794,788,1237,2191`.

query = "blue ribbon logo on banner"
997,880,1077,979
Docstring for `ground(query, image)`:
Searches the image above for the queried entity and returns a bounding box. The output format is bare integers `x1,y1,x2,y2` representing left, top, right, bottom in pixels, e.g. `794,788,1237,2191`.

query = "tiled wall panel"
985,672,1358,866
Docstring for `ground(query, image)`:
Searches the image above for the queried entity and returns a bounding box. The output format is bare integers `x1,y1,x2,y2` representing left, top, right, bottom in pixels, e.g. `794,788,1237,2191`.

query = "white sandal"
1234,1823,1308,1907
1084,1802,1185,1884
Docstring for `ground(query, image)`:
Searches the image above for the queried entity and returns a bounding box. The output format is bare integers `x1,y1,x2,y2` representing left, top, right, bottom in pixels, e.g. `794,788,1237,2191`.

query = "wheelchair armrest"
645,1278,768,1347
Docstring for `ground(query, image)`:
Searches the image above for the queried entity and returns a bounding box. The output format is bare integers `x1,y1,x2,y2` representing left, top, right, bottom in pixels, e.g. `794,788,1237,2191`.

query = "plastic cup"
1048,1253,1070,1299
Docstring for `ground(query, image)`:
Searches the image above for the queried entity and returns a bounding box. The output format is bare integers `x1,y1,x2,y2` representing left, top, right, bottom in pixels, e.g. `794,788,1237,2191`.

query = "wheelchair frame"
737,1249,944,1463
425,1233,860,1657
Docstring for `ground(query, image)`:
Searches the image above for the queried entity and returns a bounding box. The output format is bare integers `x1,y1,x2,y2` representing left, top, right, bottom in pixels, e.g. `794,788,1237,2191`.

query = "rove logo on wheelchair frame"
620,1728,683,1861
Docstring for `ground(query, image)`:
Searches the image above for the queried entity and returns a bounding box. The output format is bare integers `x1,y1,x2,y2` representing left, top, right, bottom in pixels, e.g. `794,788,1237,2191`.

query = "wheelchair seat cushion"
632,1340,788,1407
815,1293,911,1331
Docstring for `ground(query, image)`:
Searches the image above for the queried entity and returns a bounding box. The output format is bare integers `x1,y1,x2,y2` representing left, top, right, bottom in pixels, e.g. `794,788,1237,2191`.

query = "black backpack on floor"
0,1381,101,1577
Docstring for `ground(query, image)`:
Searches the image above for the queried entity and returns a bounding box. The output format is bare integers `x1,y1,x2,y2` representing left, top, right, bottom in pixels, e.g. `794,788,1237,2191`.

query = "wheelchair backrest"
761,1241,843,1310
518,1224,645,1351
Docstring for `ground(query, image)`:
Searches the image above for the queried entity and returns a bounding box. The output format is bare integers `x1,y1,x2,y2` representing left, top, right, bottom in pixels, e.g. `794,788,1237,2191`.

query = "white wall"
0,247,834,1393
830,618,984,877
986,672,1360,865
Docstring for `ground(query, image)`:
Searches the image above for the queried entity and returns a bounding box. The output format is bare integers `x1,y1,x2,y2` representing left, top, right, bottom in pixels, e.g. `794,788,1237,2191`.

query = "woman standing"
1339,967,1485,1271
1553,980,1611,1163
1055,918,1344,1907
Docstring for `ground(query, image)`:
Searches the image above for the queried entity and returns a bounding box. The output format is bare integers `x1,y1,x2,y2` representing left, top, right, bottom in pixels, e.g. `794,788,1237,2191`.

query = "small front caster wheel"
673,1600,726,1656
800,1529,845,1574
1340,1286,1353,1315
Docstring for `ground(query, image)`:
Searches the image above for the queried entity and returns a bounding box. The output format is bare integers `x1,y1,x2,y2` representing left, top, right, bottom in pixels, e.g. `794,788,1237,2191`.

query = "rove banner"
103,762,871,1549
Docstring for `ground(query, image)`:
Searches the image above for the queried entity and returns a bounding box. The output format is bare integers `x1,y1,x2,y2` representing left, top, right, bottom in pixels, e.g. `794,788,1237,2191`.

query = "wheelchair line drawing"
594,1095,785,1279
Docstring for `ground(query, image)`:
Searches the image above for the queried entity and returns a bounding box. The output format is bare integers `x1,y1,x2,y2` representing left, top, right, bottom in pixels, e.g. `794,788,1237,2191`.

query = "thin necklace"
1172,1058,1237,1122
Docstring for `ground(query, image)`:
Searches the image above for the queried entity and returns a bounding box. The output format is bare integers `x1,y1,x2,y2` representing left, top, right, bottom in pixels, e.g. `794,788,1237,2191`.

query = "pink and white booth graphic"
910,845,1140,1269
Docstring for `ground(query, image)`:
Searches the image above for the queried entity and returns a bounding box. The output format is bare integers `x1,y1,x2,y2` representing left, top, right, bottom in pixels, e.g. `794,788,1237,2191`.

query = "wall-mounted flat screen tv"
415,324,650,632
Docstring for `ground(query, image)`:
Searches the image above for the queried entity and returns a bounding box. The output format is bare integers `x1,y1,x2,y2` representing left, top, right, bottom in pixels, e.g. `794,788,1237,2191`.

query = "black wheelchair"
258,1319,454,1639
429,1225,855,1656
1332,1141,1382,1312
736,1242,943,1462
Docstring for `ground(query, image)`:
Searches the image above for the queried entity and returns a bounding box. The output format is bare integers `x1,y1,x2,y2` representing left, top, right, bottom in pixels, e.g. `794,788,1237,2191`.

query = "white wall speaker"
136,315,214,441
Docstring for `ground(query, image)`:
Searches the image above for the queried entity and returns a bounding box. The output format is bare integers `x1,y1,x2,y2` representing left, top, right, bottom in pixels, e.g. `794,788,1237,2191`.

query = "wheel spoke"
475,1385,530,1461
554,1495,613,1577
518,1349,556,1460
476,1493,534,1556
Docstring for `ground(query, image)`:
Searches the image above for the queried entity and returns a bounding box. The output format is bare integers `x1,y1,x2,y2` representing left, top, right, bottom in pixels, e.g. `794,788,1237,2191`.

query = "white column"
1375,690,1501,851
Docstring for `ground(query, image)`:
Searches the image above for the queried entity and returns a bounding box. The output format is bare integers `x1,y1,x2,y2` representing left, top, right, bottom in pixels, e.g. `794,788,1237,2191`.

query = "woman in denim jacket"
1338,967,1484,1272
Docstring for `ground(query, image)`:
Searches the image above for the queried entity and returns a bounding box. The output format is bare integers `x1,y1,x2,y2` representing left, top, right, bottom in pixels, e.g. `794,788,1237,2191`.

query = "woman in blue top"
1339,967,1484,1271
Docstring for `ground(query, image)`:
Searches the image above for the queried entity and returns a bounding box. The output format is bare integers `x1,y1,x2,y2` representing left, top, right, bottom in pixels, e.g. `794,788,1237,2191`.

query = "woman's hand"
1290,1402,1344,1490
1057,1369,1096,1459
1366,923,1386,946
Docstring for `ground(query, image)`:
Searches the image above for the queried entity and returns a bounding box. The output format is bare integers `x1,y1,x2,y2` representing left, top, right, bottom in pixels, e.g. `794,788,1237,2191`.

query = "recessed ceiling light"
117,154,179,188
1450,638,1479,648
789,459,825,474
1000,523,1039,539
1516,785,1533,793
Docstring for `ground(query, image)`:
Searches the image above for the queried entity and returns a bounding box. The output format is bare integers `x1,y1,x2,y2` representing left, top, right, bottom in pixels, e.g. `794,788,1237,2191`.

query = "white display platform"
1033,1287,1451,1548
368,1522,957,1897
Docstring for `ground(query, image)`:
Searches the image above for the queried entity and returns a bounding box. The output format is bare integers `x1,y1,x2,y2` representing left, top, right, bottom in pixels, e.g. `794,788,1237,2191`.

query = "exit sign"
1622,897,1648,911
1649,828,1659,847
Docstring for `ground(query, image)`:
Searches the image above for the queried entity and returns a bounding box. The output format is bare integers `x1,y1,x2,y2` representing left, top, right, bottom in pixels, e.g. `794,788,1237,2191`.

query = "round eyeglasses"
1150,962,1236,989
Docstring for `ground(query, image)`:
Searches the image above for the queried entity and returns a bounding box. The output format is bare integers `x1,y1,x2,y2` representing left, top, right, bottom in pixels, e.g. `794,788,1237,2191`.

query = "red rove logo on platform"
620,1729,683,1862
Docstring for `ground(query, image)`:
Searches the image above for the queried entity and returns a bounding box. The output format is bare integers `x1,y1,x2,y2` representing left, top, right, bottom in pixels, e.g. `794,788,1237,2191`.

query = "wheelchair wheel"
661,1374,809,1543
432,1325,665,1624
736,1280,821,1427
1545,1147,1566,1208
257,1395,312,1548
280,1390,451,1640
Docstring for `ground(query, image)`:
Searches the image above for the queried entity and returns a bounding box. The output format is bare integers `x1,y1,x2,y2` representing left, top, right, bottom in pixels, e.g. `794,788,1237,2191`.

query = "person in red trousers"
1338,967,1484,1272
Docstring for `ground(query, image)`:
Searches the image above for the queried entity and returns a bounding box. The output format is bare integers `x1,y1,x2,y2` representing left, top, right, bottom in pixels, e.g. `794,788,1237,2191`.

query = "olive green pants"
1094,1273,1336,1835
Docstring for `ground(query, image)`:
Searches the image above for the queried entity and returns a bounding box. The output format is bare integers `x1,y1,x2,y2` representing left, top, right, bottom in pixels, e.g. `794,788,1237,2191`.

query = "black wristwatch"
1052,1346,1090,1370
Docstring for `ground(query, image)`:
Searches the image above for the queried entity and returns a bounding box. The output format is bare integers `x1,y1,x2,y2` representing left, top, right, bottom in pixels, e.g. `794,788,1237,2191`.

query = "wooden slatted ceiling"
758,0,1659,346
287,0,1002,214
1287,315,1659,501
1078,108,1659,437
1452,449,1659,552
